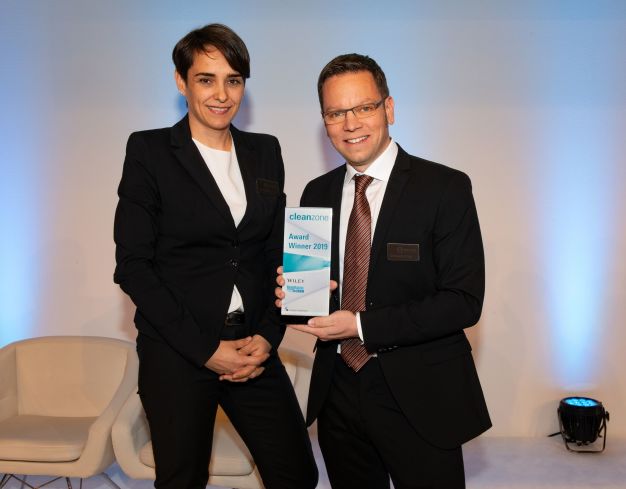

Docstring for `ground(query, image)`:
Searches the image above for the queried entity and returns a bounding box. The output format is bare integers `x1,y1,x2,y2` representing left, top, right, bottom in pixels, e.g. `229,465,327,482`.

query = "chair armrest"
0,345,18,422
75,343,140,476
278,348,313,417
112,388,153,479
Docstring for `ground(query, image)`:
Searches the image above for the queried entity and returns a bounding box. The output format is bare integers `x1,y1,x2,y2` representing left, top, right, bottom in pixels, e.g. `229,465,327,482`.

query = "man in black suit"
277,54,491,488
114,24,317,489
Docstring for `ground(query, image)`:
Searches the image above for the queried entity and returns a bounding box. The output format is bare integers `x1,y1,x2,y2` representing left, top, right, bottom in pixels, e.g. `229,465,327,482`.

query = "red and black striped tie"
341,174,374,372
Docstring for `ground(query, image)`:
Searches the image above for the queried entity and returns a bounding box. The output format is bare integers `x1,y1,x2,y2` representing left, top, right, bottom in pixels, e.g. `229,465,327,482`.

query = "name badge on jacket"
256,178,279,197
387,243,420,262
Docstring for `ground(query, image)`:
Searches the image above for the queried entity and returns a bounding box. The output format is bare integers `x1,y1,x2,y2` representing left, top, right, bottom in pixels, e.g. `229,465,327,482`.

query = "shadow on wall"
465,319,484,359
234,93,253,130
318,123,344,173
175,93,186,120
533,399,562,438
116,291,138,341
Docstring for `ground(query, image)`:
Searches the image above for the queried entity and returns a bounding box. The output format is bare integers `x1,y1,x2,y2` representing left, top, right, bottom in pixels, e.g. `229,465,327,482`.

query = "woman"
114,24,317,489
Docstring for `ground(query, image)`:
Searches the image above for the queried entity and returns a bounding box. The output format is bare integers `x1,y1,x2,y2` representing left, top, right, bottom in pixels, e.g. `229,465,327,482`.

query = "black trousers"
137,334,318,489
318,355,464,489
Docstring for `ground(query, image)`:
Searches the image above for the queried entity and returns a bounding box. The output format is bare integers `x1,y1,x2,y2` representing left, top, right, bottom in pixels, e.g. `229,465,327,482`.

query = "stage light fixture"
556,396,609,453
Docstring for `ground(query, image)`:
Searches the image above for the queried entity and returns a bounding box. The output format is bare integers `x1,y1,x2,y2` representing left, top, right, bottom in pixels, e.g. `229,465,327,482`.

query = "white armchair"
112,347,313,489
0,336,139,489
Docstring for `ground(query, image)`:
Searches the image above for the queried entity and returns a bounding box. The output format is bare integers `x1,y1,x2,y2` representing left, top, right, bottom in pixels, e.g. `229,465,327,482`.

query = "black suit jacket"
114,116,285,367
302,145,491,449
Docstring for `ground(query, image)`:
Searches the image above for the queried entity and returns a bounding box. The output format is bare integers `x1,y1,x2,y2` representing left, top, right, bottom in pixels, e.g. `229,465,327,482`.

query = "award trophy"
281,207,332,323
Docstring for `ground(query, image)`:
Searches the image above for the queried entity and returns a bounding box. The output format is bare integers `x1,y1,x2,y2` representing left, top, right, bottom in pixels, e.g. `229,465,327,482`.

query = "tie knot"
354,174,373,194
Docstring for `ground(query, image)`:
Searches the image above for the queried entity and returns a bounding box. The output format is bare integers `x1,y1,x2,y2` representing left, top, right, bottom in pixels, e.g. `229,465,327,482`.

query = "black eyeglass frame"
322,98,386,125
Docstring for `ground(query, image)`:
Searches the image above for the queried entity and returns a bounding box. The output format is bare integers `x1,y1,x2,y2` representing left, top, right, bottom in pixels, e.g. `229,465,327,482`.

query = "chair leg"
0,475,69,489
0,474,9,489
2,474,37,489
34,476,63,488
0,474,38,489
0,474,114,489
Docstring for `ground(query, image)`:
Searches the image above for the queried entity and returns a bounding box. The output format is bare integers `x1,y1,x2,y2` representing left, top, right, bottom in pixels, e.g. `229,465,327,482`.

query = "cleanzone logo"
289,213,329,221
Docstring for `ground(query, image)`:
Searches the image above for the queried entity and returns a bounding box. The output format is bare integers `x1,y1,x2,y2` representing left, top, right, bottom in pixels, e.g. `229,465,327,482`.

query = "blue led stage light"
556,396,609,453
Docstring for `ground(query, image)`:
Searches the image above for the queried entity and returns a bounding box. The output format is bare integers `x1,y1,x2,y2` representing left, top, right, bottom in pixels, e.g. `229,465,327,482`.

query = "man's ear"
385,96,395,125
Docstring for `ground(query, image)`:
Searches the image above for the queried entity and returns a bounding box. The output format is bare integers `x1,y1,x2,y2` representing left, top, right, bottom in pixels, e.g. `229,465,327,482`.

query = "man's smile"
345,135,369,144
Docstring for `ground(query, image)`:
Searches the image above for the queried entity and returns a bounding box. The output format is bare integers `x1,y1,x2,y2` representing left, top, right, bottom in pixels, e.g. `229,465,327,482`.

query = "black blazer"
114,116,285,367
302,145,491,449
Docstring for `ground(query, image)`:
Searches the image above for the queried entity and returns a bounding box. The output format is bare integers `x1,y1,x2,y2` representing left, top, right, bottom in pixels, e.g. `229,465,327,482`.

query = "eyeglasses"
322,99,386,125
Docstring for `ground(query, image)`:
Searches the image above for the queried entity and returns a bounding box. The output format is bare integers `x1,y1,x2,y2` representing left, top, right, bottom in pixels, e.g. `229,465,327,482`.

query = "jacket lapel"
369,146,412,273
170,116,236,229
330,167,345,307
230,126,256,230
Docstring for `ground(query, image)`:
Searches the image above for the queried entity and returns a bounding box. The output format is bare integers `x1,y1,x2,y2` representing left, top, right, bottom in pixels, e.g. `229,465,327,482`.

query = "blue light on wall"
537,12,621,387
0,156,40,346
542,119,614,387
0,6,45,346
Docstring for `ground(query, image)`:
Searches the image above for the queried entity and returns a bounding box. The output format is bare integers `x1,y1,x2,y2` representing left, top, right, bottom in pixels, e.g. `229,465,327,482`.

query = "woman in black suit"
114,24,317,489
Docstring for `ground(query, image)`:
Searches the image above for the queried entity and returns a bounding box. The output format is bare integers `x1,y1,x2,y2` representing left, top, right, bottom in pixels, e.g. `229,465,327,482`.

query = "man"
114,24,317,489
277,54,491,488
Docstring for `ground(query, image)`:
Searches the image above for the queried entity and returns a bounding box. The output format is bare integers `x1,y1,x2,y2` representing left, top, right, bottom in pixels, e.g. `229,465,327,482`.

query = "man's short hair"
172,23,250,81
317,53,390,108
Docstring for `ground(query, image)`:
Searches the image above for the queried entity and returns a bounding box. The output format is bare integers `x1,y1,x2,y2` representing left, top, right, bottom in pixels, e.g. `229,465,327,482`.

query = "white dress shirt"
193,137,247,313
339,139,398,345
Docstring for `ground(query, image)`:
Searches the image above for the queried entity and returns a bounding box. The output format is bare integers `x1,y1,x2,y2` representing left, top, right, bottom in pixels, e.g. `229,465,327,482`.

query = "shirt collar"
345,139,398,184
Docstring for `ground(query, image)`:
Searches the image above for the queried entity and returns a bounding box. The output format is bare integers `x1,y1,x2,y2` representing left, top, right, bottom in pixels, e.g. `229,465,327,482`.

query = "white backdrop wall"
1,1,625,438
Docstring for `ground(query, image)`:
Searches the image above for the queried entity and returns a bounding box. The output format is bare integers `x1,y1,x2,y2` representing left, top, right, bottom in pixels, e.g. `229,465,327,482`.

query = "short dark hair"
172,24,250,81
317,53,389,108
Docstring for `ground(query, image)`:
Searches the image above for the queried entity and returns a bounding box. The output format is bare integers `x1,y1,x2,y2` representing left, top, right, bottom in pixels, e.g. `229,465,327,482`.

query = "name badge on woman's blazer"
256,178,279,196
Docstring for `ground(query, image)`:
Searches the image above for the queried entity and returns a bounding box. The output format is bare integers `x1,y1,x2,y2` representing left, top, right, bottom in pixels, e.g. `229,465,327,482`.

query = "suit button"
368,301,374,307
230,259,239,268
